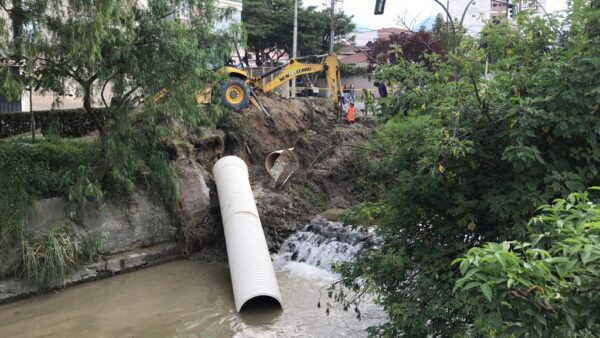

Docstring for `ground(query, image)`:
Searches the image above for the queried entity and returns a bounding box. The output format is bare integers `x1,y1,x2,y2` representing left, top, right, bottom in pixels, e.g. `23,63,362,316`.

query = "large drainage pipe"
264,148,294,181
212,156,283,312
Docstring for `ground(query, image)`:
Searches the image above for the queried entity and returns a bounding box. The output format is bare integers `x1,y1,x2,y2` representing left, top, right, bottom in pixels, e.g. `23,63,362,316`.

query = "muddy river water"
0,221,386,337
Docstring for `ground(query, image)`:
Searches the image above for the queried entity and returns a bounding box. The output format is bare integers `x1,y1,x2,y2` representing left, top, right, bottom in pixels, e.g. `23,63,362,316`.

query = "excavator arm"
258,62,325,92
252,53,342,106
217,52,343,111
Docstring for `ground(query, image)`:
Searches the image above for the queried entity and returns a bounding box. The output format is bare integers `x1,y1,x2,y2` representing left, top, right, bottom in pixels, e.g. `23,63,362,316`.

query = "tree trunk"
29,87,34,141
10,0,24,59
83,83,109,182
96,128,109,182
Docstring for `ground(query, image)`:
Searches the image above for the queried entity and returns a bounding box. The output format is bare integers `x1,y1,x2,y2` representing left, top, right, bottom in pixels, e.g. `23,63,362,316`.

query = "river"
0,220,386,337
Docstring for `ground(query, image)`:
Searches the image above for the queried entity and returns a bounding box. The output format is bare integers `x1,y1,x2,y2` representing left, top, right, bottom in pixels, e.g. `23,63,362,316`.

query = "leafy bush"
0,109,96,138
0,138,99,271
341,201,389,226
336,2,600,337
454,190,600,337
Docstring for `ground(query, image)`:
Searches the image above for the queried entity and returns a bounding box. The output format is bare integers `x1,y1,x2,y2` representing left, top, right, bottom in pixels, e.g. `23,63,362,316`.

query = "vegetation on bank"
335,1,600,337
0,0,237,289
0,138,98,239
454,190,600,336
0,138,102,288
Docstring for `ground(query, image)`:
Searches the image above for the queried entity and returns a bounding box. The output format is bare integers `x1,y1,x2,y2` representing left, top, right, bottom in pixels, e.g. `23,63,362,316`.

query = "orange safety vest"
346,105,355,123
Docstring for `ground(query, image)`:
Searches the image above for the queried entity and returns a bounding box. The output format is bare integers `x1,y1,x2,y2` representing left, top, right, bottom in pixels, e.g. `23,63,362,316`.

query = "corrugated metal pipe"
264,148,294,181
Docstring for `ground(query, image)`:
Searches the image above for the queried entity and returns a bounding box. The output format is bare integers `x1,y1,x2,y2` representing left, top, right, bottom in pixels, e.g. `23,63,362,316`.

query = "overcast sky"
302,0,569,31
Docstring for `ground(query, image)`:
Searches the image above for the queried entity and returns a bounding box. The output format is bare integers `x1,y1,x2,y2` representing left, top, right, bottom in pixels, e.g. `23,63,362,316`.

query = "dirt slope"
191,94,376,254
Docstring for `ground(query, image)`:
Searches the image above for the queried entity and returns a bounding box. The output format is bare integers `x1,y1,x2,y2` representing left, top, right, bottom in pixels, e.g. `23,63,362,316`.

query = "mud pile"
191,94,376,254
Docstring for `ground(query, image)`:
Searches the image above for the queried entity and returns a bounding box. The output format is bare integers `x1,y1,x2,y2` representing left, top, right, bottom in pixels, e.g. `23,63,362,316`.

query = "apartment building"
448,0,548,35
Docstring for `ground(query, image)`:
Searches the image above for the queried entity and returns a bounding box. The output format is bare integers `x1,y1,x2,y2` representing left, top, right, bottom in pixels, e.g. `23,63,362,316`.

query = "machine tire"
221,77,250,111
300,89,314,97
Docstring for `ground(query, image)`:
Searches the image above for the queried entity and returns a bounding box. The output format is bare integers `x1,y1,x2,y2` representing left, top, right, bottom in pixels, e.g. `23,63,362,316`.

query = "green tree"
242,0,354,65
0,0,238,286
27,0,236,181
241,0,291,65
334,1,600,336
0,0,52,100
296,5,354,56
431,13,462,53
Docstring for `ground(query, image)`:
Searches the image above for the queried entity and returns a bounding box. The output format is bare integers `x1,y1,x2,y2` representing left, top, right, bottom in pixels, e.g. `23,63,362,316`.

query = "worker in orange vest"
346,102,355,124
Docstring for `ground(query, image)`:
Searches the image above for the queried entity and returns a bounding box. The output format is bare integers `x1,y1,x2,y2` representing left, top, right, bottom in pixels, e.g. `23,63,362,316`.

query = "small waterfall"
274,218,378,280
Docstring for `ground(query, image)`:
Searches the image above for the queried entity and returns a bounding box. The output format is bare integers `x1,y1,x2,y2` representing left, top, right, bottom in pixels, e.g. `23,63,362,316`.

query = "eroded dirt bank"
194,95,376,253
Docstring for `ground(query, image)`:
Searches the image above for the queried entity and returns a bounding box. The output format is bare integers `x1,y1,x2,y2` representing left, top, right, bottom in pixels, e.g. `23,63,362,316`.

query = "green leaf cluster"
337,1,600,336
454,190,600,337
242,0,355,65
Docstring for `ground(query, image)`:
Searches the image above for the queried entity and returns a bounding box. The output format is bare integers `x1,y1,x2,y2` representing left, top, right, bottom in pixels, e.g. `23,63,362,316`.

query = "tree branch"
0,2,12,13
509,288,556,314
432,0,458,38
469,73,495,129
115,85,140,111
101,79,112,108
157,4,185,20
35,56,83,83
397,14,437,54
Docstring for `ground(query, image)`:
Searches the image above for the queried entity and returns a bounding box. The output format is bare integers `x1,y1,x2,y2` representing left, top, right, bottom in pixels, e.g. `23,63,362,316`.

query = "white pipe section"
212,156,283,312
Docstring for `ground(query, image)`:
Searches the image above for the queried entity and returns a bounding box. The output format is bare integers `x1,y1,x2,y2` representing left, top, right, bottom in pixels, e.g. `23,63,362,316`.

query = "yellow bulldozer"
198,53,343,111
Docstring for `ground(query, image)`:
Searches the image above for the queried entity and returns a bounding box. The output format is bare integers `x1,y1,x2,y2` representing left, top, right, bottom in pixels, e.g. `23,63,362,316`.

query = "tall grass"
20,226,102,290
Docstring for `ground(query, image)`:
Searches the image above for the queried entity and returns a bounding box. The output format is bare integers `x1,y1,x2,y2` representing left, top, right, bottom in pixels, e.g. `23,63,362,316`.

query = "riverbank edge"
0,242,183,305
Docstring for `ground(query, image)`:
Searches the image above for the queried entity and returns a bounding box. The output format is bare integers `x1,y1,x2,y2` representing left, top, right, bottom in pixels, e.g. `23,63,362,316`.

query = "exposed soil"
192,93,376,253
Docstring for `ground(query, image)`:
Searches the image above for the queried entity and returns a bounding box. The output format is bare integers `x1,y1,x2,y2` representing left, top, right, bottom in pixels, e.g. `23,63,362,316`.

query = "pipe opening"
265,152,280,172
264,148,294,181
240,296,282,312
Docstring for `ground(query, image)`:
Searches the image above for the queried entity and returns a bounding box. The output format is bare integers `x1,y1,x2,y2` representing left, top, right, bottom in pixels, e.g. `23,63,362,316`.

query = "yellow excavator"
198,53,343,111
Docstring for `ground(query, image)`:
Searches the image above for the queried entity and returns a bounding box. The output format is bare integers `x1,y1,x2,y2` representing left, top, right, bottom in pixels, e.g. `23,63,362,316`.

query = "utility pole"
329,0,335,53
291,0,298,98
